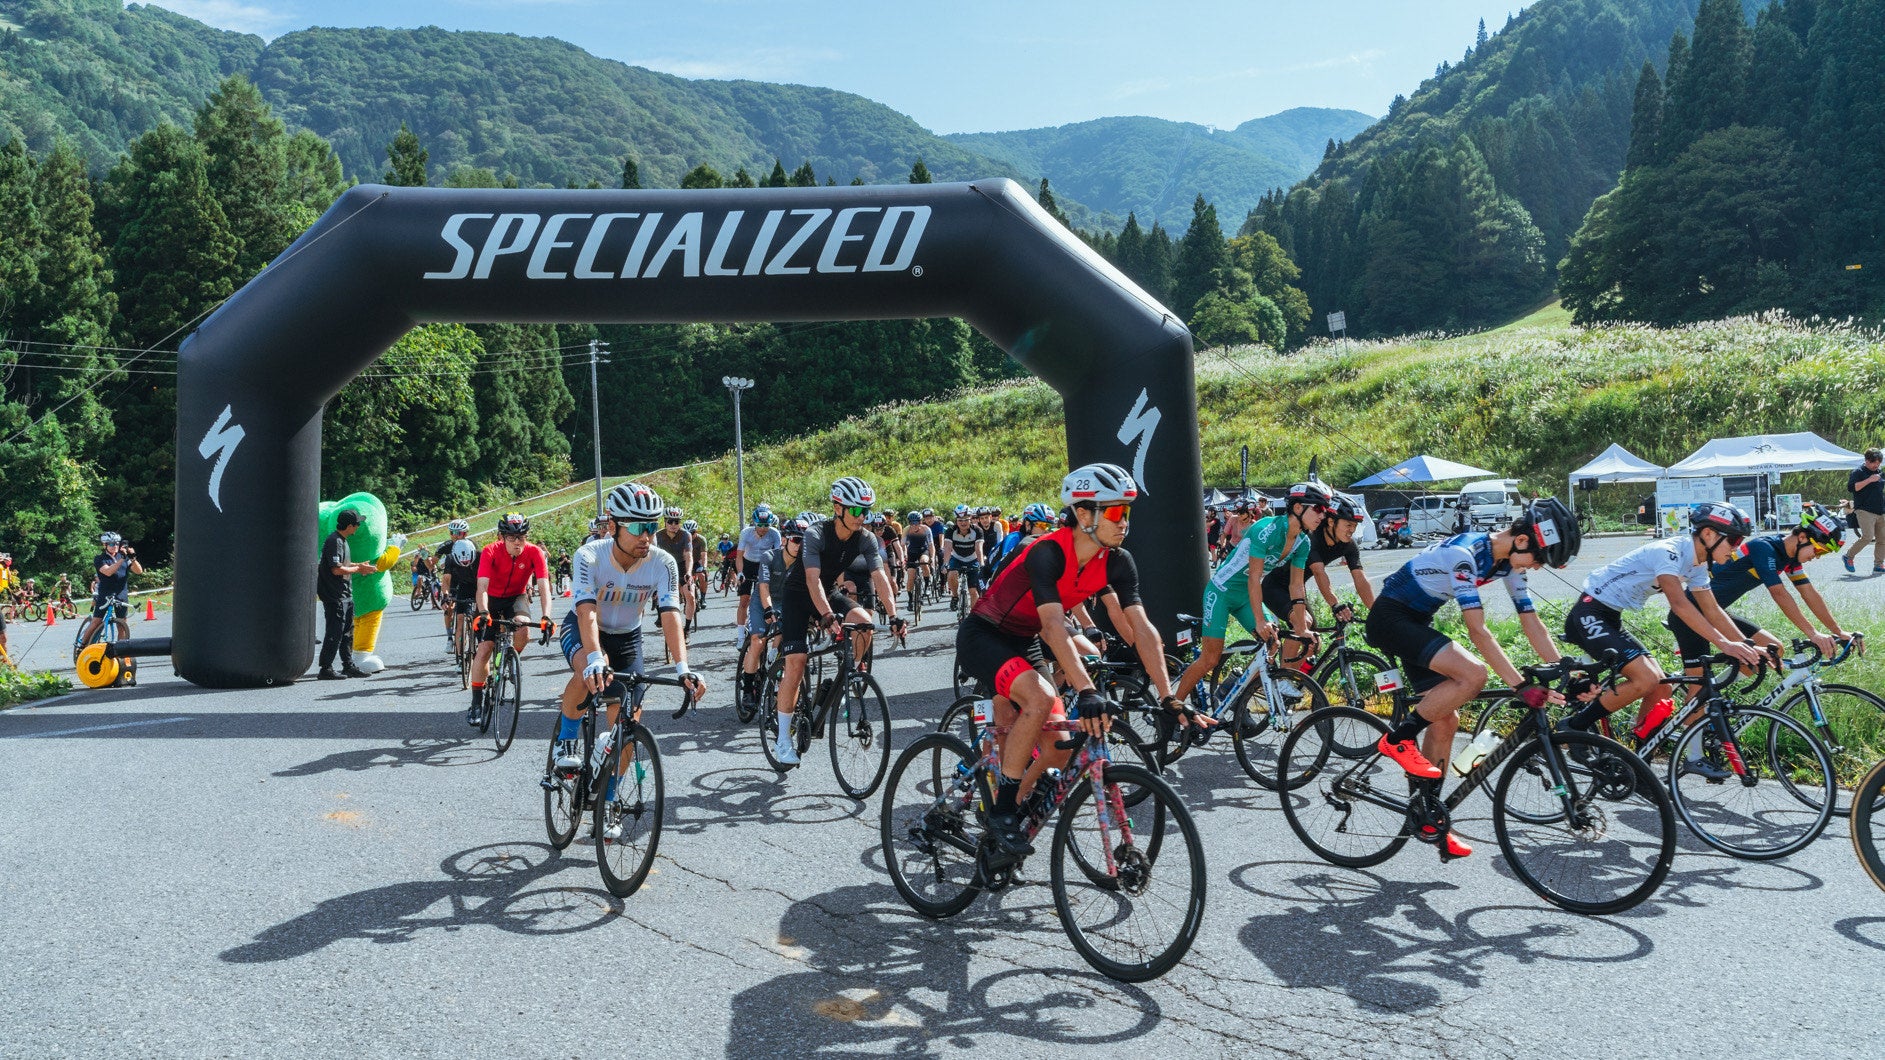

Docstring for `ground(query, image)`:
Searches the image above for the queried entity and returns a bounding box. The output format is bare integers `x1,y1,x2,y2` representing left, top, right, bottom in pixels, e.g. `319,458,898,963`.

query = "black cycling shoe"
984,810,1035,863
1555,717,1596,764
1678,756,1733,782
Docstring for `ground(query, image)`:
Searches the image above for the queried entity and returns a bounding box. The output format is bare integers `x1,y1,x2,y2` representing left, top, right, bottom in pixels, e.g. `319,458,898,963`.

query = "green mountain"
0,0,1353,231
945,108,1374,229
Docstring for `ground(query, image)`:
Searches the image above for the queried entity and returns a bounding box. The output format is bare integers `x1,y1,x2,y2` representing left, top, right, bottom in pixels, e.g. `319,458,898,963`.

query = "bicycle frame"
1338,696,1576,826
963,717,1133,872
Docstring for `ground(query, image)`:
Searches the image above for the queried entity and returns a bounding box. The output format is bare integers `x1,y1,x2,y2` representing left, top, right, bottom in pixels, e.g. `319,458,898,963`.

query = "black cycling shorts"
1563,595,1649,668
559,621,643,675
1260,566,1303,627
778,588,859,656
956,616,1048,699
1666,607,1759,664
479,594,531,643
1363,597,1454,693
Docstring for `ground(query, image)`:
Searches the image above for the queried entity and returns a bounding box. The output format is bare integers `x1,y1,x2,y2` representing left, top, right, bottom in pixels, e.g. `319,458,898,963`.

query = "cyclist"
1678,503,1851,667
924,508,945,555
901,510,932,614
734,504,781,633
1259,482,1337,672
1557,501,1764,750
1365,499,1578,858
1170,482,1327,709
770,477,905,766
716,532,737,590
995,503,1056,565
553,483,705,839
433,519,474,637
945,504,985,610
468,513,555,727
975,507,1003,587
738,517,801,712
959,463,1178,862
584,516,612,545
1308,494,1377,623
685,520,709,602
77,533,142,649
655,507,696,631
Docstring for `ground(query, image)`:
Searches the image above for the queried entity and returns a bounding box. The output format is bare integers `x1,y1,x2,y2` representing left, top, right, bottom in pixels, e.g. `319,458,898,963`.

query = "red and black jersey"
971,527,1140,636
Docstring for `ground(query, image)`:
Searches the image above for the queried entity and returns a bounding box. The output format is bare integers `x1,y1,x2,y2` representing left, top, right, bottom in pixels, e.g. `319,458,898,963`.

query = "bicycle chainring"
1407,788,1450,844
1589,751,1639,801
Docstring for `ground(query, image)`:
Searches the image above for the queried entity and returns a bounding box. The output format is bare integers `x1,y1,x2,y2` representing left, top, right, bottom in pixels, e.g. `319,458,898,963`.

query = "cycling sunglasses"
1096,503,1132,523
842,505,871,518
620,520,661,536
665,517,681,524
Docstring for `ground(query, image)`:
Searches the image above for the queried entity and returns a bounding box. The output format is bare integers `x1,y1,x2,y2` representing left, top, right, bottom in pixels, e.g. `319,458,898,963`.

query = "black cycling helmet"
780,516,809,540
1514,497,1579,568
1328,494,1363,523
1690,501,1752,540
1799,502,1843,552
495,512,530,536
1286,481,1334,512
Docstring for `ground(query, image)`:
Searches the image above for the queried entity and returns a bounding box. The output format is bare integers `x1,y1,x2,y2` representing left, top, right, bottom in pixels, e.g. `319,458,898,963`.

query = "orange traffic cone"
45,607,55,627
145,599,157,621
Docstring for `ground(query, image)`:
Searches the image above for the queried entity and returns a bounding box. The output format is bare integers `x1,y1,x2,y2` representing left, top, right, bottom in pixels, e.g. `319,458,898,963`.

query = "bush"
0,663,72,709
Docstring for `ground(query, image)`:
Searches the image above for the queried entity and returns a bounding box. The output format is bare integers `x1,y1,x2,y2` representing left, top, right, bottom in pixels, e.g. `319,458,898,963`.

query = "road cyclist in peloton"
738,516,801,714
1308,493,1378,623
901,511,933,620
1679,503,1853,669
1258,482,1338,674
654,507,696,639
685,520,709,607
552,483,706,840
958,462,1180,863
734,504,782,632
770,477,907,766
434,519,475,640
1556,502,1768,762
1364,499,1580,858
945,505,986,612
468,513,556,728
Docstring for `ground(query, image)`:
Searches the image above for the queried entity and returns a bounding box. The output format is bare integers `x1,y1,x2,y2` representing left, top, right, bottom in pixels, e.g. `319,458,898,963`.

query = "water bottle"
1632,698,1673,742
1451,729,1500,776
589,730,614,774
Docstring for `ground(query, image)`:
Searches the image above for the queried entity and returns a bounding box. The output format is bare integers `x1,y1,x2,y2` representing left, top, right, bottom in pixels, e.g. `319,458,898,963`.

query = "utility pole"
590,339,609,515
722,376,755,522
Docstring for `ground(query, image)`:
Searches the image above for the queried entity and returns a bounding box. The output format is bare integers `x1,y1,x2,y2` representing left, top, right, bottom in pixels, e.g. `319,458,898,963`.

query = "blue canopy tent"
1351,455,1499,488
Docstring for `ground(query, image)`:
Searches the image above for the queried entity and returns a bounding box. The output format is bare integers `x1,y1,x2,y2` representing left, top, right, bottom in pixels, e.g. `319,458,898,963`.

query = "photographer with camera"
77,532,143,648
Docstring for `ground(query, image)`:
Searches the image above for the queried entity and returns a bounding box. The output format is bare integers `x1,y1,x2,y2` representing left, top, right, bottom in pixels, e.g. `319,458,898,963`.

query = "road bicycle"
1163,616,1329,786
715,561,737,597
759,620,893,798
72,595,134,685
1853,758,1885,893
410,571,441,611
3,592,43,624
447,604,475,689
1472,651,1837,861
1306,615,1395,719
542,670,694,898
472,615,549,755
734,613,780,724
1279,659,1676,914
936,659,1164,796
880,696,1206,982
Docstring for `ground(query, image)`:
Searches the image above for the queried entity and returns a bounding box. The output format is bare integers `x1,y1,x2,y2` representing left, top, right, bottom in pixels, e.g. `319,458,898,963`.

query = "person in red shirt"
468,512,555,726
955,463,1179,863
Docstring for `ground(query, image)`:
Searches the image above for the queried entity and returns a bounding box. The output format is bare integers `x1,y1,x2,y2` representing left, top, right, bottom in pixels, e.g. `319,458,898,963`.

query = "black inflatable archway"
173,179,1203,687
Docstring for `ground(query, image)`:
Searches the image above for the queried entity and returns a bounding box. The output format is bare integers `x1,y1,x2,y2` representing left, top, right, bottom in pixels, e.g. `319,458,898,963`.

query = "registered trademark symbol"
911,265,924,277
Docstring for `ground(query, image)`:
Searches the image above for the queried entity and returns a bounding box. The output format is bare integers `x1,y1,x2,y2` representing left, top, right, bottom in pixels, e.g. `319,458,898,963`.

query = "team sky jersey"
902,527,931,558
1379,533,1534,620
737,526,782,576
1210,515,1310,591
972,527,1140,637
1582,537,1709,612
786,518,883,594
571,538,680,634
1309,532,1363,573
477,541,547,598
1709,533,1809,609
947,527,982,562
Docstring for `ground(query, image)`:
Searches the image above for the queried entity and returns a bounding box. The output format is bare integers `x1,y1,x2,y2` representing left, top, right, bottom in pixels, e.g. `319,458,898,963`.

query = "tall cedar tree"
1171,195,1228,321
620,155,641,189
1037,179,1070,227
1661,0,1751,158
1625,61,1663,171
908,157,932,183
383,122,428,186
194,76,298,278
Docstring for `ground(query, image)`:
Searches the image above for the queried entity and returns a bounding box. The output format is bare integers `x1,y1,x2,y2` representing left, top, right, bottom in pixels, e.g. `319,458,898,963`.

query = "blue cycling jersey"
1379,533,1534,620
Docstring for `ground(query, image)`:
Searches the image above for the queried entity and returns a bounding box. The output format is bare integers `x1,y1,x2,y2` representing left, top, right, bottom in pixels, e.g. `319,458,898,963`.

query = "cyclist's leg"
1563,599,1659,727
773,592,815,734
1173,583,1237,702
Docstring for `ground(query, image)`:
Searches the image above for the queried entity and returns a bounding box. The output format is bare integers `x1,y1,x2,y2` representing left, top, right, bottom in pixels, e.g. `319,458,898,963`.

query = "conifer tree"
1171,195,1228,320
620,154,641,189
383,121,428,186
908,157,932,183
1037,178,1070,227
195,75,296,278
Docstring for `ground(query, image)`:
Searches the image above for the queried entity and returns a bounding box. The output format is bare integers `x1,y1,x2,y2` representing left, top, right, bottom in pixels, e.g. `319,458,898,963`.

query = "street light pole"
722,376,754,523
590,339,609,515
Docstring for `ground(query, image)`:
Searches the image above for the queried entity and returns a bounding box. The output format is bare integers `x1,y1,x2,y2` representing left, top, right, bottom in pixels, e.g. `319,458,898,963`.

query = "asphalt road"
3,538,1882,1059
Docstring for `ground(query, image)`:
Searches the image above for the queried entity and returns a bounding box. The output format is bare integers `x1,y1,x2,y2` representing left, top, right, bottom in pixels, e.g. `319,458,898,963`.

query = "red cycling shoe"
1376,734,1443,779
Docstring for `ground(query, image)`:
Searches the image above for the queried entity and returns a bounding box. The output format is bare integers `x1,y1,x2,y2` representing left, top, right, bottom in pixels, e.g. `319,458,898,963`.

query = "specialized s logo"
1116,388,1161,494
198,404,244,513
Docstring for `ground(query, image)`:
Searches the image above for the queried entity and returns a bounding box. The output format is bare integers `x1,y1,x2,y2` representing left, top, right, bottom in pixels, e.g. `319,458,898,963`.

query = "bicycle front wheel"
1237,668,1330,790
1852,759,1885,893
492,649,523,755
410,584,425,611
1669,706,1834,860
880,732,982,918
1276,706,1409,868
1050,763,1205,983
1779,683,1885,817
1315,648,1394,719
595,722,664,898
1493,730,1675,915
542,716,581,851
830,672,893,799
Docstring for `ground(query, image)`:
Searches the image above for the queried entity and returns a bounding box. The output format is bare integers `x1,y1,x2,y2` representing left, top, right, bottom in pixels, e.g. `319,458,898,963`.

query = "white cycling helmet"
450,539,476,565
682,519,698,533
830,476,875,508
446,519,470,535
1060,462,1138,507
663,506,683,520
606,482,664,520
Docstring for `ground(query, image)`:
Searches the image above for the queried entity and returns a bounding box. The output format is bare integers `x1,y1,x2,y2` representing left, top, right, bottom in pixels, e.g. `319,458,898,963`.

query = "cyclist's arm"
1035,600,1092,694
1516,609,1562,665
1245,557,1271,637
475,575,490,614
1350,565,1376,608
1666,579,1747,653
1789,581,1845,640
1459,605,1527,690
870,565,899,620
1120,604,1173,699
1310,562,1340,612
536,570,553,624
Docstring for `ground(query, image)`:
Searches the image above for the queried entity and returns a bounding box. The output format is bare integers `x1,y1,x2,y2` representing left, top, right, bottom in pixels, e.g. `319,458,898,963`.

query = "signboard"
1775,494,1803,524
1327,311,1347,334
1657,475,1724,511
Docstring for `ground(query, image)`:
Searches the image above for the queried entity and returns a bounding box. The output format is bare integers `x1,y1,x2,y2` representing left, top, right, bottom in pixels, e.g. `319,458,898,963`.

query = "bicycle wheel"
1779,683,1885,817
492,649,523,755
758,659,810,773
455,621,472,690
542,716,581,850
1049,762,1205,983
479,649,505,735
1493,729,1675,914
1852,759,1885,893
1315,648,1394,719
1668,706,1834,860
595,722,664,898
880,732,983,918
830,672,893,799
1462,690,1528,742
23,601,42,623
1237,668,1330,790
938,694,983,746
1276,706,1410,868
410,583,425,611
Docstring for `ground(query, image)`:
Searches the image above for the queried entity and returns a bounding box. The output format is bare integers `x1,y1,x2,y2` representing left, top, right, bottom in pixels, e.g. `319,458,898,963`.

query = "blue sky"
147,0,1523,133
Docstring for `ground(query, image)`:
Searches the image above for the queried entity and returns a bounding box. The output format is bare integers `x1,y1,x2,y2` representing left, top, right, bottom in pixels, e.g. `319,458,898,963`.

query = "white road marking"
9,716,195,739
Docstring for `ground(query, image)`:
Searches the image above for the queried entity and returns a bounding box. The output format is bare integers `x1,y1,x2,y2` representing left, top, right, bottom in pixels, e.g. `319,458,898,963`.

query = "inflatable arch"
173,179,1204,687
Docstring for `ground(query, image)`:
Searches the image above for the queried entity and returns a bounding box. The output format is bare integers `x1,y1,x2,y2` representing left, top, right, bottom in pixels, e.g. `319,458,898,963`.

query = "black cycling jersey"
785,518,883,596
1309,532,1363,573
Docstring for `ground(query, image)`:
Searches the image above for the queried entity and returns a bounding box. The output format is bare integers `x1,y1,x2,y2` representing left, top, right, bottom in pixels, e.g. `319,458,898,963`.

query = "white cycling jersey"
571,538,680,634
1581,537,1709,612
737,525,782,563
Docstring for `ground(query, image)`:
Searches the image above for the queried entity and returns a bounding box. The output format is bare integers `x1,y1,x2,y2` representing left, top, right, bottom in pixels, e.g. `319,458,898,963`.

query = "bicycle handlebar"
590,669,700,720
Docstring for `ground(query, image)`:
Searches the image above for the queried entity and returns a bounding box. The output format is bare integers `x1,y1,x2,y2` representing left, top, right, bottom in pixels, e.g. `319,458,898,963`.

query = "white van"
1408,494,1459,536
1460,478,1524,530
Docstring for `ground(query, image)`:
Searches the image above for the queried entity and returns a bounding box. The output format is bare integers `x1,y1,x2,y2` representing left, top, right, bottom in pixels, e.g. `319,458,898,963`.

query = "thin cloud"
1189,49,1389,86
143,0,296,37
628,45,843,82
1109,77,1172,101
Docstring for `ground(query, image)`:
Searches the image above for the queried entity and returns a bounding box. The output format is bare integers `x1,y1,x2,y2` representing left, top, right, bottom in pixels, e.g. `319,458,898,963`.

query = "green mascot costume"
317,492,406,674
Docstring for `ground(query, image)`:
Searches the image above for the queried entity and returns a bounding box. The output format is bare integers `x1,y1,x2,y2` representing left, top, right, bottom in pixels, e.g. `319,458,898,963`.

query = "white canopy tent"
1566,443,1664,514
1663,432,1864,477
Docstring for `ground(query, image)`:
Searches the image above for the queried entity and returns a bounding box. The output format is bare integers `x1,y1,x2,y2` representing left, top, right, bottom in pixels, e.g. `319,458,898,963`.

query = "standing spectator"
77,534,141,648
1844,447,1884,575
318,508,374,680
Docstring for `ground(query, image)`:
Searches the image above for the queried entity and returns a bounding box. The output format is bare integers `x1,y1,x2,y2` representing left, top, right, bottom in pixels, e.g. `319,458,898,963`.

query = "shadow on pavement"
273,736,503,777
1834,916,1885,952
1231,859,1654,1014
726,880,1162,1058
0,707,553,740
219,841,619,963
